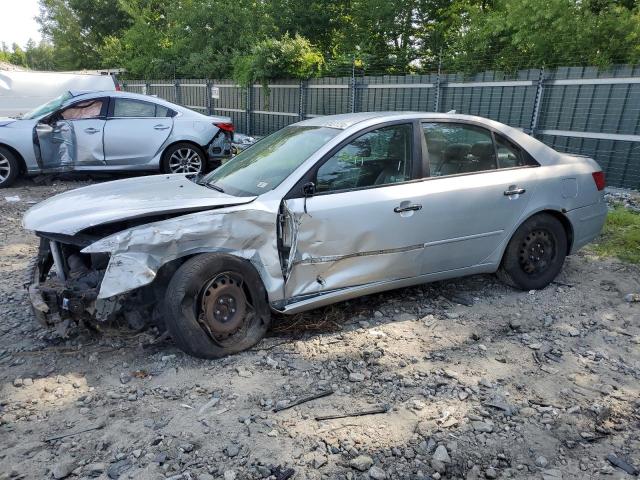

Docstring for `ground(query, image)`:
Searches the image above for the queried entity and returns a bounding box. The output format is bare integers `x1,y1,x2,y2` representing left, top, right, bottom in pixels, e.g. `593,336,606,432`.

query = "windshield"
202,125,340,196
22,92,73,120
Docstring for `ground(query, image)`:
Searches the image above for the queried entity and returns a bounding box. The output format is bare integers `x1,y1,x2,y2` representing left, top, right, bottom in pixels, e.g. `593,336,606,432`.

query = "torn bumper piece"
25,239,122,330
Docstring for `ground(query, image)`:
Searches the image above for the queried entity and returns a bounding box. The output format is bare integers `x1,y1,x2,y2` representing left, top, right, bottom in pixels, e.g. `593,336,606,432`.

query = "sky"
0,0,42,48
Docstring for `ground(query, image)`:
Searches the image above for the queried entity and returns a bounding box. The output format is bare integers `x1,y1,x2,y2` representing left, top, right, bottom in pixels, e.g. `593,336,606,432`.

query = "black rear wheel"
497,213,567,290
164,254,271,358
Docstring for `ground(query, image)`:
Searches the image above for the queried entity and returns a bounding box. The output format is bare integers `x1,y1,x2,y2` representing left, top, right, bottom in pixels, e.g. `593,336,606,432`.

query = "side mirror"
36,123,53,134
302,181,315,197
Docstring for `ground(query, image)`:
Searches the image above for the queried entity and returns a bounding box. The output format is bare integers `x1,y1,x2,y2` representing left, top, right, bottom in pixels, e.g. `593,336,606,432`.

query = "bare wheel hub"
200,274,247,336
519,229,554,275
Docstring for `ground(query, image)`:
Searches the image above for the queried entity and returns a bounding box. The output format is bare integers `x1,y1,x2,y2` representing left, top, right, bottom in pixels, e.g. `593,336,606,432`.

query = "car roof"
297,111,561,162
65,90,198,114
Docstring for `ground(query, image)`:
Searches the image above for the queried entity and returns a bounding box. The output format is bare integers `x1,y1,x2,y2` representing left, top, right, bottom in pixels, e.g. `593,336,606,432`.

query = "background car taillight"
592,171,606,191
214,122,235,133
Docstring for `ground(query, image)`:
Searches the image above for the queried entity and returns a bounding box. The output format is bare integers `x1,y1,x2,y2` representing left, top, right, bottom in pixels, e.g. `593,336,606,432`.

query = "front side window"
60,99,104,120
202,125,340,196
423,123,496,176
316,123,413,193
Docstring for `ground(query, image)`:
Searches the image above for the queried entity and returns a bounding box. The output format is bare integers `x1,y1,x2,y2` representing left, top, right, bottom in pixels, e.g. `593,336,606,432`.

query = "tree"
233,34,324,85
9,44,27,67
446,0,640,72
25,39,57,70
37,0,132,69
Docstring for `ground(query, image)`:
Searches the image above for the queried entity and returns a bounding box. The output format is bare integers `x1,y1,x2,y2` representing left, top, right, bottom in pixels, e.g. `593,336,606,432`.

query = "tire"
0,146,20,188
164,254,271,358
497,213,568,290
161,142,206,175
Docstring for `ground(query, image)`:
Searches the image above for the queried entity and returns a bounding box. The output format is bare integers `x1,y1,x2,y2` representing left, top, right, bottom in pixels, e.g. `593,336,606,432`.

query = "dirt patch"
1,178,639,480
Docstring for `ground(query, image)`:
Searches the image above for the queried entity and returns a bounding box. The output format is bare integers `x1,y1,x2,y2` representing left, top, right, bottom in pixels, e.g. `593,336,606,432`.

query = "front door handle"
154,124,170,130
394,204,422,213
504,187,526,196
84,127,100,134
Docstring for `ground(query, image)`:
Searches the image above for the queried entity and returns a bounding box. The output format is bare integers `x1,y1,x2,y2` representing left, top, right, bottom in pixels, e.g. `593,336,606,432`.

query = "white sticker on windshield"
256,182,268,188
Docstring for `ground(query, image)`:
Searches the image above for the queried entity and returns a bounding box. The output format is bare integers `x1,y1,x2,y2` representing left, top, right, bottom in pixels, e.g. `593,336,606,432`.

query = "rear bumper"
566,200,608,254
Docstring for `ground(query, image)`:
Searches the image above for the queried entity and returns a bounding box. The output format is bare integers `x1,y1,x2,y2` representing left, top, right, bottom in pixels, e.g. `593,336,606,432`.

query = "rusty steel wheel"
497,213,567,291
164,254,271,358
197,272,252,345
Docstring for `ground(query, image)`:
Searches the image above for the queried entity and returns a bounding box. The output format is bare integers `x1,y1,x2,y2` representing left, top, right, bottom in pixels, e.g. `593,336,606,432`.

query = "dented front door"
36,120,76,168
282,122,424,299
284,184,429,299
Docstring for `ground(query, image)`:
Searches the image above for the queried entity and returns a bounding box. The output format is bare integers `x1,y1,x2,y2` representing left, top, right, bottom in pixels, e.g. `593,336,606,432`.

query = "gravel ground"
1,177,639,480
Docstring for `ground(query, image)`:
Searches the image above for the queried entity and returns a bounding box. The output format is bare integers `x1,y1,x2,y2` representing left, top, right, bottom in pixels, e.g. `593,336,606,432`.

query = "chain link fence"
122,65,640,189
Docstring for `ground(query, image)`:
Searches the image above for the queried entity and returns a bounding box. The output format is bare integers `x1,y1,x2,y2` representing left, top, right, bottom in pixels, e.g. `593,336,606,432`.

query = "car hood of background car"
23,174,256,235
0,117,18,126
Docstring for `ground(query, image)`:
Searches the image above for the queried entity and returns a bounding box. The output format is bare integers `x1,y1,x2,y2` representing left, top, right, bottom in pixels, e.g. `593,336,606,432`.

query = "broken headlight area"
26,236,162,335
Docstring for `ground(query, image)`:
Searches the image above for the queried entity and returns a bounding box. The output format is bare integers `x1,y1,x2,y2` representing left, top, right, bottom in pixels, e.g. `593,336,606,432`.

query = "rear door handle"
394,204,422,213
154,124,170,130
84,127,100,134
504,187,526,196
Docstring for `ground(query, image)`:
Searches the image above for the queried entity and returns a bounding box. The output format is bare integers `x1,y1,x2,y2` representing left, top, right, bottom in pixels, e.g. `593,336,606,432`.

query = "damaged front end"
26,235,160,335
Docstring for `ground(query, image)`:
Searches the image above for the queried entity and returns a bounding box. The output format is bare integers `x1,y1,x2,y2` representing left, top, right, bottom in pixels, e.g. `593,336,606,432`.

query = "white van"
0,70,118,118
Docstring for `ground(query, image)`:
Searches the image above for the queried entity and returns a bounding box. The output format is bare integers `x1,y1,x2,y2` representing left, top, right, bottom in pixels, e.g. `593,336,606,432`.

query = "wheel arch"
153,251,270,304
162,140,207,161
0,142,27,174
501,208,574,266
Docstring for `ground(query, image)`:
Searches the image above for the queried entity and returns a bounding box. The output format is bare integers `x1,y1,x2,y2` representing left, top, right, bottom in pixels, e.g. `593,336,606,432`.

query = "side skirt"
272,262,497,315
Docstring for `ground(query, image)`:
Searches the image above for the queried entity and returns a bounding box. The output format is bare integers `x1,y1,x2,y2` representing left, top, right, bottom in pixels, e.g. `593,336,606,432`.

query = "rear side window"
495,133,528,168
112,98,171,118
423,123,496,176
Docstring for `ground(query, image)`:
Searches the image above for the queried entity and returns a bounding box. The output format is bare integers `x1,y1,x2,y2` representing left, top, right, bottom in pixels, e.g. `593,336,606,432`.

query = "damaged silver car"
23,112,608,358
0,91,234,188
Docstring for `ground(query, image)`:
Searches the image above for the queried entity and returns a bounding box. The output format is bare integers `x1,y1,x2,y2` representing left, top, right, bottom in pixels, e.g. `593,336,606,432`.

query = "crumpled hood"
23,174,256,235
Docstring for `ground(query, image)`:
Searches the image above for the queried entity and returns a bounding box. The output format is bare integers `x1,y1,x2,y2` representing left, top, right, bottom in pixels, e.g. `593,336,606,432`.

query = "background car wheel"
497,213,568,290
164,253,271,358
0,146,20,188
161,143,206,175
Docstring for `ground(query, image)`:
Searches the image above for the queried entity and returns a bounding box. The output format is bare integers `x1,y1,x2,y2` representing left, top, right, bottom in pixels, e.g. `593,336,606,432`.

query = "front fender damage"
82,206,284,306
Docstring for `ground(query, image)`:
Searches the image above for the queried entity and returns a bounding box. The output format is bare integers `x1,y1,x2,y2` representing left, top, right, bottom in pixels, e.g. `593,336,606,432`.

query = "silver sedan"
0,90,234,187
24,112,607,358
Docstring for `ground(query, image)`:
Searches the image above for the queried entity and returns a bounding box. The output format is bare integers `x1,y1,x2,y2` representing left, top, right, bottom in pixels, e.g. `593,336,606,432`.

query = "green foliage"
592,207,640,263
1,0,638,76
232,34,324,85
447,0,640,72
37,0,132,70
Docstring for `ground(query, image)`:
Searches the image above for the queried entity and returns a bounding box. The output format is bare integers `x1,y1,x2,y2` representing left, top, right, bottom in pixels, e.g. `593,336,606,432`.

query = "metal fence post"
246,85,252,136
299,80,306,119
434,49,442,112
434,75,441,113
205,79,212,115
350,75,356,113
529,68,545,134
144,82,149,96
175,80,182,105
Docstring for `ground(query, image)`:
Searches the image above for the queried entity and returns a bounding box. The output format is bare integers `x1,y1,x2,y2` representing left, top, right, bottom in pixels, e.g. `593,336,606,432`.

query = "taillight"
215,122,234,133
592,171,606,191
115,83,121,91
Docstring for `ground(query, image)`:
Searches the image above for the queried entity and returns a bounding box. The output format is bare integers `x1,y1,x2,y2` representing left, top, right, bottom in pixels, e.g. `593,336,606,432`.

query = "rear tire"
164,254,271,358
0,146,20,188
497,213,567,290
161,142,206,175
